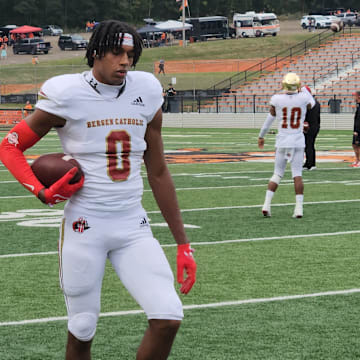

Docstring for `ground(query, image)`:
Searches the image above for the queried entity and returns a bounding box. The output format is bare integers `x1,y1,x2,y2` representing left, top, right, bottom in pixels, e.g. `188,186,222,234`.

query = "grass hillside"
0,30,337,95
140,33,319,62
19,32,326,67
2,26,358,96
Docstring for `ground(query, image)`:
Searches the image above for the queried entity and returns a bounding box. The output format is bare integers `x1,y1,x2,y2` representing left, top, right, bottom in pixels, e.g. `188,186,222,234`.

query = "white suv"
42,25,63,36
300,15,332,29
335,12,358,26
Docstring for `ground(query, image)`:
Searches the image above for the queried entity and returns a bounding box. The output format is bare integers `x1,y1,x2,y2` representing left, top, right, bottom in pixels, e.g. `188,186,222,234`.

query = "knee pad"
270,174,282,185
68,312,98,342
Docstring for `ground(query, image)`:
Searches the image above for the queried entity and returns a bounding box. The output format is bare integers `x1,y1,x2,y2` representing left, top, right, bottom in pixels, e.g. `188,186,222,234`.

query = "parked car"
58,34,88,50
300,15,332,29
41,25,63,36
13,38,52,55
325,15,339,23
335,12,358,26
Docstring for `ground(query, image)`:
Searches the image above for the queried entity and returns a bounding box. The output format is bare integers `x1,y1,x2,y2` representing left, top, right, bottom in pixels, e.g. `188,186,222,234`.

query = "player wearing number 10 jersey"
258,72,315,218
0,20,196,360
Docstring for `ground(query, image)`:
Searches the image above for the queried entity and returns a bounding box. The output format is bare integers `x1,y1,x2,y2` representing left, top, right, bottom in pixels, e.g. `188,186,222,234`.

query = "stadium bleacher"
205,33,360,113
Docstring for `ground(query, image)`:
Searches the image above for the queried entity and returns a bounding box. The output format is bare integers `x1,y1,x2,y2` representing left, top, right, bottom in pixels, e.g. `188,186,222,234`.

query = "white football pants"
274,147,304,178
58,203,183,340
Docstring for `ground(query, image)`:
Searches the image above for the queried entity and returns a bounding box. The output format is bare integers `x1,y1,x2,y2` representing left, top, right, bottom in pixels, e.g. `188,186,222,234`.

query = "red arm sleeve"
0,120,45,196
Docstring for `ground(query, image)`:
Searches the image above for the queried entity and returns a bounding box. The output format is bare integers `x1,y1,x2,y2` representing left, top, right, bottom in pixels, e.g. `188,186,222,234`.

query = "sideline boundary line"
1,288,359,327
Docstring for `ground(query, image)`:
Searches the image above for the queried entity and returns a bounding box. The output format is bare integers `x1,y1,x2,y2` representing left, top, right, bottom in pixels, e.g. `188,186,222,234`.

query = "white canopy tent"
154,20,192,32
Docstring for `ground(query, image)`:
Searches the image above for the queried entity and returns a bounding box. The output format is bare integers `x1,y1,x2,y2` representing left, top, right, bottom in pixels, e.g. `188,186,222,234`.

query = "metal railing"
207,27,359,94
163,94,356,114
0,93,356,129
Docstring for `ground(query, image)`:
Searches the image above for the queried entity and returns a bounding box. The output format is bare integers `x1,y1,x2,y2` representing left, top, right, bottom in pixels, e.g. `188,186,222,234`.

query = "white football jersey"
36,70,163,211
270,91,315,148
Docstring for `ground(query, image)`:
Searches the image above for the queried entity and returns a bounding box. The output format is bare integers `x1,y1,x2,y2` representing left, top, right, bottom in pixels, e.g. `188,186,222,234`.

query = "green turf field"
1,128,360,359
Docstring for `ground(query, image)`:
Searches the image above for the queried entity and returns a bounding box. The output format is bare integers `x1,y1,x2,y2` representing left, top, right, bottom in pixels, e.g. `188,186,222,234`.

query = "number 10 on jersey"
281,107,302,129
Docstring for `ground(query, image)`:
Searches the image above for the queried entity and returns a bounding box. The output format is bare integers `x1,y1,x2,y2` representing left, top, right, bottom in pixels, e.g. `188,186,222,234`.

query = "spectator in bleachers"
302,86,320,171
351,91,360,167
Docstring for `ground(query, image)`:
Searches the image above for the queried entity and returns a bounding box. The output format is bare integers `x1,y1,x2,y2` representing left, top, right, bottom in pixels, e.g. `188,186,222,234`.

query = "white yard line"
153,198,360,214
168,167,354,174
1,228,360,259
1,198,359,221
169,180,360,191
1,179,360,199
0,251,58,258
1,288,359,327
0,195,33,199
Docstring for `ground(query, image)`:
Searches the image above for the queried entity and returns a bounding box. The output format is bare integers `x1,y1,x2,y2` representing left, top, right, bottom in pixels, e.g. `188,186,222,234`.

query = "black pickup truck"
13,38,52,55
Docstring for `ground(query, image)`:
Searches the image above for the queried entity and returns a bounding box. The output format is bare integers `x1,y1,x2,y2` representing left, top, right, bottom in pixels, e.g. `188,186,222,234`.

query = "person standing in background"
23,101,33,118
166,83,176,113
350,91,360,167
158,59,165,75
32,55,39,65
302,86,320,171
258,73,315,218
0,43,7,60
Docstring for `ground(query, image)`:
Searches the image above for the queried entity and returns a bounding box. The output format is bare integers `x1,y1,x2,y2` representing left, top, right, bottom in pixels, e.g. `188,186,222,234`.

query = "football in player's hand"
31,153,83,188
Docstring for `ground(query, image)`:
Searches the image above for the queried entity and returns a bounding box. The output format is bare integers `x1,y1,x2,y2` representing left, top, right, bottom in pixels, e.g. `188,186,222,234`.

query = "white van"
233,12,280,38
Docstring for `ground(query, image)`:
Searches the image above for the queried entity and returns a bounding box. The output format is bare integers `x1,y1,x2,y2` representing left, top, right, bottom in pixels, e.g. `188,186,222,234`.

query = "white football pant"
58,203,183,341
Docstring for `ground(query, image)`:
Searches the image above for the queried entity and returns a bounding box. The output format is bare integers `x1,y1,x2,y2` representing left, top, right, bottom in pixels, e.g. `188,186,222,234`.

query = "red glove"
43,167,84,206
177,243,197,294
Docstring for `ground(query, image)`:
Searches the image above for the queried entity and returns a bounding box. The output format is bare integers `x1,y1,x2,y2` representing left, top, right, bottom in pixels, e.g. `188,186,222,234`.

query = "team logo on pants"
72,217,90,233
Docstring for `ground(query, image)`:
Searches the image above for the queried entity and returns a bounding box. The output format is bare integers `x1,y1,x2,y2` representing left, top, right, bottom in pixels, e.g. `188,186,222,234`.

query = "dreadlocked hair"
86,20,143,68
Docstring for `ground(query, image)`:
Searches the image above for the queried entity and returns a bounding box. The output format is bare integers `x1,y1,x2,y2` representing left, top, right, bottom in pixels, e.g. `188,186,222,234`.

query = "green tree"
13,0,39,24
39,0,63,26
0,0,359,29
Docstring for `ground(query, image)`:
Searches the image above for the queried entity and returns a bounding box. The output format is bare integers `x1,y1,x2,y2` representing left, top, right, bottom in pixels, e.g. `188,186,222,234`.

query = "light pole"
182,0,186,47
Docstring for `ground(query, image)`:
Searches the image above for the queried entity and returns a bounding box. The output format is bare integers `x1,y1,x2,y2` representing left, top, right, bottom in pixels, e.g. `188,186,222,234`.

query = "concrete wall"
163,113,354,130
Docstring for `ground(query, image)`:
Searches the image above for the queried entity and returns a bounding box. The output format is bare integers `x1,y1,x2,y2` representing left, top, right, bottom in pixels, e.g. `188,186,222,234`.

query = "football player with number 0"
258,73,315,218
0,20,196,360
